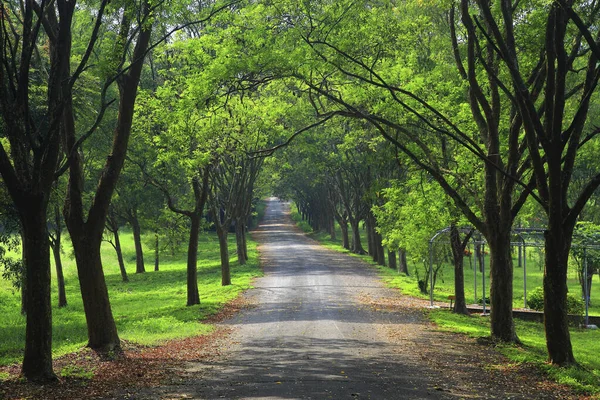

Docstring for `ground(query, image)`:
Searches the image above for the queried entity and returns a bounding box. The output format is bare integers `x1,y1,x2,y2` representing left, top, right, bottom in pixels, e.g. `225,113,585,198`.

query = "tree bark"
543,227,576,364
50,205,67,307
349,219,365,254
186,214,201,306
71,233,121,351
450,225,471,315
51,240,67,308
130,211,145,273
235,219,247,265
399,249,409,275
375,230,385,266
388,250,397,269
20,202,57,382
487,230,519,342
154,233,159,271
217,227,231,286
113,228,129,282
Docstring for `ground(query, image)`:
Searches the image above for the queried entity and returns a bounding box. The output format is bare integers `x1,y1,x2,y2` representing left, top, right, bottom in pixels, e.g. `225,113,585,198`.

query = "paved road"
150,198,448,399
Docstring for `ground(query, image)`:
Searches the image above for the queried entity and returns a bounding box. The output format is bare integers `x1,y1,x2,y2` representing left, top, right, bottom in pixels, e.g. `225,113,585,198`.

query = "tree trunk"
186,214,201,306
235,220,246,265
399,248,409,275
329,214,336,240
131,213,145,273
154,233,159,271
20,204,57,382
487,231,519,342
72,234,121,351
340,220,350,250
543,227,576,365
388,250,397,269
51,241,67,307
375,230,385,266
51,204,67,306
349,219,364,254
366,216,375,259
113,229,129,282
450,225,469,315
217,227,231,286
21,242,27,315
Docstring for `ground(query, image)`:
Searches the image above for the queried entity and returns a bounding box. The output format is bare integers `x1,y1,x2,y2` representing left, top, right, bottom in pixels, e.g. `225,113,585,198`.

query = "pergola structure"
427,227,600,325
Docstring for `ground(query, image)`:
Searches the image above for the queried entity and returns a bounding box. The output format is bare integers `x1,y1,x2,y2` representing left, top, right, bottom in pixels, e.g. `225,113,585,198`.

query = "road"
142,198,569,399
151,198,447,399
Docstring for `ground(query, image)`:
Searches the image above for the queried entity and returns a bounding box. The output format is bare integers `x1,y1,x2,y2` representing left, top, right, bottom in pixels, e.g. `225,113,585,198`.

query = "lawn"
291,208,600,395
0,228,263,367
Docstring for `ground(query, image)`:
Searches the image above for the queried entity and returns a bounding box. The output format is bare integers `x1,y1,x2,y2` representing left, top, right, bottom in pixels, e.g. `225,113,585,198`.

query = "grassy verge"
0,230,262,368
290,208,600,395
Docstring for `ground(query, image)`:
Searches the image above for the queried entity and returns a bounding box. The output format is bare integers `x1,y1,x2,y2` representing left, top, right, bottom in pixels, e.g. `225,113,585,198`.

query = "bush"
527,287,544,311
527,286,584,316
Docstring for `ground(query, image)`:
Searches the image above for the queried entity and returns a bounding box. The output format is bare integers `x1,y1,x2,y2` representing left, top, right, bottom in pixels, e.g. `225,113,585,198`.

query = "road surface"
142,198,565,399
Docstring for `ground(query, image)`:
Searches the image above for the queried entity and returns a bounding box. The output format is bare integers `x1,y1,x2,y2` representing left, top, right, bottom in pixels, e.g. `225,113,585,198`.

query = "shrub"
527,286,584,316
527,287,544,311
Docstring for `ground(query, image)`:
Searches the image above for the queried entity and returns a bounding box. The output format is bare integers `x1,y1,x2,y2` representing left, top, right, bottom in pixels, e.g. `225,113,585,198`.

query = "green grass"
291,207,600,395
0,229,263,367
429,310,600,394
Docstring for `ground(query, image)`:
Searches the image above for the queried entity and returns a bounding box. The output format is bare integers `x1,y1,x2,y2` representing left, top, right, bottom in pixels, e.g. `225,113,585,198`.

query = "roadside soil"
0,199,588,399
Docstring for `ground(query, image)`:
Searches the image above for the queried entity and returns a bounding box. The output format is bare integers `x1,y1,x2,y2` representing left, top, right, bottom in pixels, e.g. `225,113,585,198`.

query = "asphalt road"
150,198,449,399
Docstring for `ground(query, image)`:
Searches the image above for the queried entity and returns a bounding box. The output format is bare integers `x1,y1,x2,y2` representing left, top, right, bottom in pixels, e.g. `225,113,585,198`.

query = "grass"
0,227,263,368
291,207,600,395
429,310,600,394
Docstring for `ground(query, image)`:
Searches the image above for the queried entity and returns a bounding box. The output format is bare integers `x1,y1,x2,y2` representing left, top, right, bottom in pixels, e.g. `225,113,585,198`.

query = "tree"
105,204,129,282
467,0,600,365
0,0,87,381
62,0,153,352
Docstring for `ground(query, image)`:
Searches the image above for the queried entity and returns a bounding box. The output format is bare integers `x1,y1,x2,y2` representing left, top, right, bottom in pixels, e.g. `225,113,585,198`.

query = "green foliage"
528,287,584,316
527,287,545,311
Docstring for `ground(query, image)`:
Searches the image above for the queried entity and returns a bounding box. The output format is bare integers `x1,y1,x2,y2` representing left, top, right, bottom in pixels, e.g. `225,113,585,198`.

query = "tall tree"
0,0,89,381
474,0,600,364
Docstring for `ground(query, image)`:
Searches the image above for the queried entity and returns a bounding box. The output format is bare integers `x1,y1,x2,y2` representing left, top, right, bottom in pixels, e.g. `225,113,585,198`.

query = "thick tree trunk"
543,227,576,365
51,241,67,307
349,219,364,254
131,213,145,273
388,250,397,269
217,227,231,286
72,234,121,351
487,230,519,342
399,248,409,275
186,214,201,306
340,221,350,250
20,204,57,382
113,229,128,282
